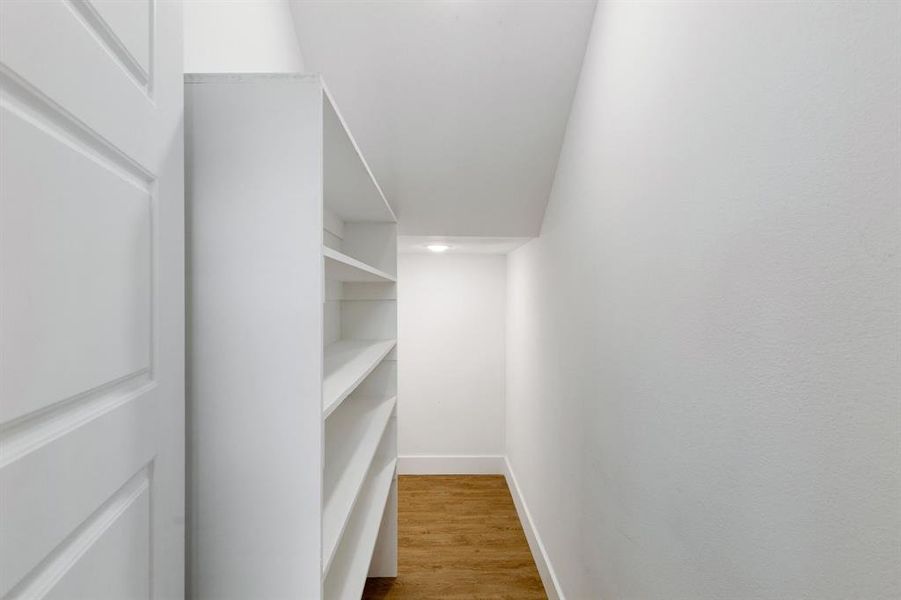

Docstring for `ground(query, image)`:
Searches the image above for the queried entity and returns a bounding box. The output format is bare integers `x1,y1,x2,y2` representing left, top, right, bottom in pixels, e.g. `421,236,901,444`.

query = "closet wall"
183,0,304,72
397,253,507,474
506,2,901,599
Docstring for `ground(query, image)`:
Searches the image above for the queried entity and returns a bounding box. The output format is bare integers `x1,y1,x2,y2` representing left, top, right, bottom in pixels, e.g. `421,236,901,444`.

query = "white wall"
398,253,506,473
507,2,901,599
183,0,304,73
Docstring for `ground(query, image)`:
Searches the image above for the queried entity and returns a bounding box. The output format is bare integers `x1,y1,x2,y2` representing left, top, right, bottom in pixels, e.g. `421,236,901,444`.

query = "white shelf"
323,246,396,283
323,340,396,417
323,458,397,599
322,396,396,575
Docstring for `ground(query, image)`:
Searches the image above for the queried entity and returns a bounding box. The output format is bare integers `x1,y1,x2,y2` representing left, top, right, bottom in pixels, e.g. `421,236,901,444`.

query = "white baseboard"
397,454,505,475
504,457,565,600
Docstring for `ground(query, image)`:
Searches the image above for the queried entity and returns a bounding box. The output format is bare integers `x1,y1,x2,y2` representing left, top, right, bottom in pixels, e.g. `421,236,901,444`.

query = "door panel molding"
0,63,154,189
0,394,157,597
65,0,154,95
0,109,156,421
0,370,154,468
3,463,153,600
0,0,159,168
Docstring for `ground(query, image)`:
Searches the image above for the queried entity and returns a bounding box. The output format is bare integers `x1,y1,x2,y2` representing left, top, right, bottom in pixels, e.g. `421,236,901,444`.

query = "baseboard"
397,454,505,475
504,457,565,600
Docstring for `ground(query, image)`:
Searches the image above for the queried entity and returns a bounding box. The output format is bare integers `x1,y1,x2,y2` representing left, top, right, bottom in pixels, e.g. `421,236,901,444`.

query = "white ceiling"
290,0,596,237
398,235,531,255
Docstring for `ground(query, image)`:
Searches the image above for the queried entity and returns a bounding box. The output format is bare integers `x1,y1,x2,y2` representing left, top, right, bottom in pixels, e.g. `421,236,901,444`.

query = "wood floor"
362,475,547,600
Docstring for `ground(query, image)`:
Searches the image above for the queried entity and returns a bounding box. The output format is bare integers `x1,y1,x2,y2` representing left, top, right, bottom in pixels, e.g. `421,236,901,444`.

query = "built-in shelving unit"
320,77,399,596
187,74,398,600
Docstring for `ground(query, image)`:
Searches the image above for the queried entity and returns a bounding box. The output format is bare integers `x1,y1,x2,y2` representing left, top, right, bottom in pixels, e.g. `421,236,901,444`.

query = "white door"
0,1,184,598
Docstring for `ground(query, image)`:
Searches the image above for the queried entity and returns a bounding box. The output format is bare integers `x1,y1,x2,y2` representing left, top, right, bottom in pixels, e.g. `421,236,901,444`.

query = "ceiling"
398,236,531,255
290,0,596,237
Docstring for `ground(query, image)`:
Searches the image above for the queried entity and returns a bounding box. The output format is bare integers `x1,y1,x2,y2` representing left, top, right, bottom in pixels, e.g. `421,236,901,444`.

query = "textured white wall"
183,0,304,73
398,254,506,468
507,2,901,598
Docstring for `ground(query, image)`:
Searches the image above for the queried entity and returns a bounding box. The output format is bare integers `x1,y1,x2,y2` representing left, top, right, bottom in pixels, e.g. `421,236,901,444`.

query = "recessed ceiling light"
426,244,450,253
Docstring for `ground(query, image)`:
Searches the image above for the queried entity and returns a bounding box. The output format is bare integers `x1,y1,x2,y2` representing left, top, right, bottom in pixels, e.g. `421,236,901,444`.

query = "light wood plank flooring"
362,475,547,600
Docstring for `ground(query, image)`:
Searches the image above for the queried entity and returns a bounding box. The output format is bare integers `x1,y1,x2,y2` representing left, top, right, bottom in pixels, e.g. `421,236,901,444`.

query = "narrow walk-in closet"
4,1,895,599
